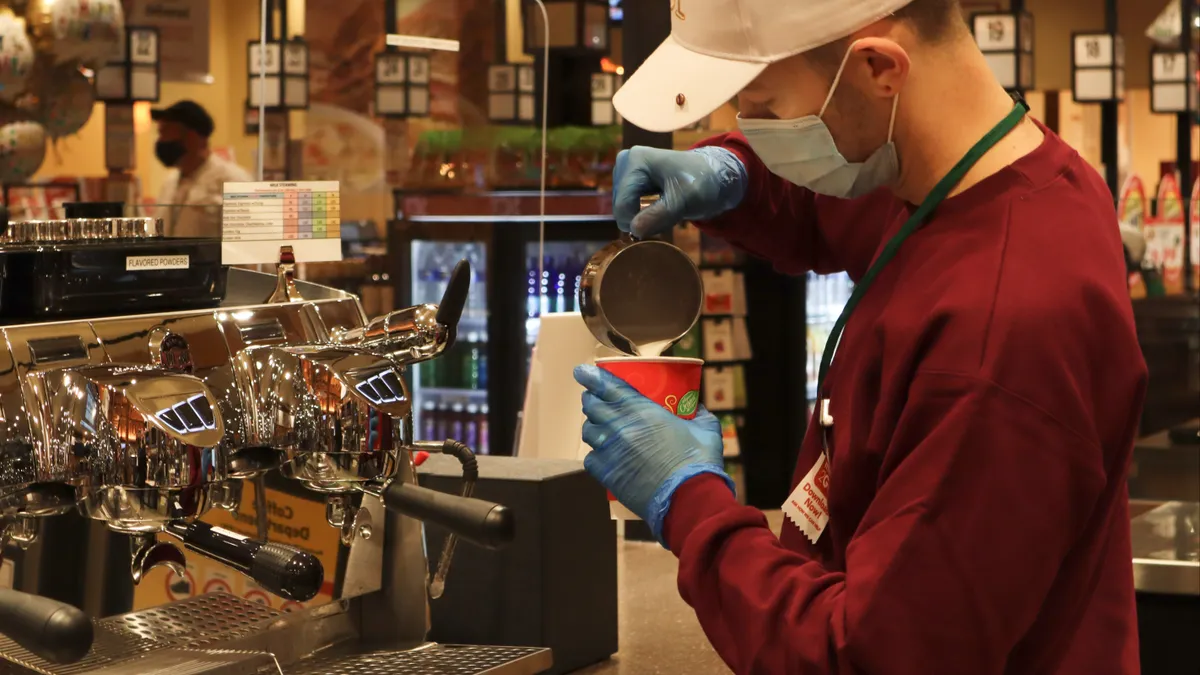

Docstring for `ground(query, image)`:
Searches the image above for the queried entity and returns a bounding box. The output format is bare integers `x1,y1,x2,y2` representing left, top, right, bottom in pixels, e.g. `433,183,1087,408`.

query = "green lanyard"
816,101,1028,428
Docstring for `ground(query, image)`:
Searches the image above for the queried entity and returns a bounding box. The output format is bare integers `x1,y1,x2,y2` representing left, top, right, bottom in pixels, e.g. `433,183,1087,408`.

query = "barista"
152,100,252,237
575,0,1147,672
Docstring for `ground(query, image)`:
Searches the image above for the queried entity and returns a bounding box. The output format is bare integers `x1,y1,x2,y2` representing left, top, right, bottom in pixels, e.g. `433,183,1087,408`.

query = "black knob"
0,589,93,664
166,522,324,602
382,482,514,550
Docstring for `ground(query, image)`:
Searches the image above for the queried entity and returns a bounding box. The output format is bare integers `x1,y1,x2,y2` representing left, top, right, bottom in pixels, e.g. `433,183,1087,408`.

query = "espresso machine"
0,218,549,673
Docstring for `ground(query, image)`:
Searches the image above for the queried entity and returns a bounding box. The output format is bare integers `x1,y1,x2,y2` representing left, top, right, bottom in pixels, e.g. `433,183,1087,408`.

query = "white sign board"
974,14,1017,51
1075,34,1115,68
222,181,343,265
386,34,460,52
128,0,210,83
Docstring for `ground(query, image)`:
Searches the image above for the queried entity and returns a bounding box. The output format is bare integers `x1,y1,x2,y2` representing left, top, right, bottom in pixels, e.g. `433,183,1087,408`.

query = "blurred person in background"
152,99,252,237
575,0,1147,672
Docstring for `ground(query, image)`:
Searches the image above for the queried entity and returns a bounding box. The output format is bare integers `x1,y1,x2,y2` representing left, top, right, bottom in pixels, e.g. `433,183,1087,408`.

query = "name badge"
782,451,831,544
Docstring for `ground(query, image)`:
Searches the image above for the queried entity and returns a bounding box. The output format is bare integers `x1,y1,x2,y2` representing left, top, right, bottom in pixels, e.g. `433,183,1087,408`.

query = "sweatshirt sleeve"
662,371,1108,675
689,132,898,278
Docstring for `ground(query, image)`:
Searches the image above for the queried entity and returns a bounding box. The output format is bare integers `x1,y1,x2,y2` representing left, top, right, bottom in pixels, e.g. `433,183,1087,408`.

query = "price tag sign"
974,14,1016,51
249,43,281,75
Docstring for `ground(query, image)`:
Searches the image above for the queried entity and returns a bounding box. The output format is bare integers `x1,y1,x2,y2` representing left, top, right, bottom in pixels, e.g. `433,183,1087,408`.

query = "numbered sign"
974,14,1016,51
376,53,407,84
972,11,1034,92
93,26,161,103
247,40,309,111
1150,49,1196,114
591,72,619,126
518,64,536,93
1072,32,1124,103
591,72,616,98
248,43,281,76
373,51,432,119
283,42,308,76
407,55,431,85
130,28,158,65
489,65,516,93
1074,34,1115,68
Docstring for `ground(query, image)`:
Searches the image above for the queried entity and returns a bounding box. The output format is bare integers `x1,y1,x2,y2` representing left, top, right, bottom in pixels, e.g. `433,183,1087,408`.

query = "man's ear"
850,38,909,99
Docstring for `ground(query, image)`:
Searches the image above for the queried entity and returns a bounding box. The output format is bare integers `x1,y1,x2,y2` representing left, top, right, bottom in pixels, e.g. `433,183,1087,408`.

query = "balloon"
0,120,47,183
26,0,124,69
0,7,35,103
30,65,94,138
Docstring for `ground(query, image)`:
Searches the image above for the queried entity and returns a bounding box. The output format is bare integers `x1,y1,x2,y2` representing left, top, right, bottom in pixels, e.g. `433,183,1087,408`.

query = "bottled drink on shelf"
462,332,482,390
450,402,465,441
419,357,439,389
434,402,451,440
554,260,568,313
465,245,487,321
421,400,437,441
571,258,584,313
526,257,540,318
538,257,554,316
478,404,490,455
439,341,463,389
464,403,480,452
472,338,482,386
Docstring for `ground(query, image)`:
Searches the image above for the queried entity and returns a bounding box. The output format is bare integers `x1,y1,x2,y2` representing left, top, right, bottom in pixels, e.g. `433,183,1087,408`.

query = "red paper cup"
595,356,705,420
593,357,705,505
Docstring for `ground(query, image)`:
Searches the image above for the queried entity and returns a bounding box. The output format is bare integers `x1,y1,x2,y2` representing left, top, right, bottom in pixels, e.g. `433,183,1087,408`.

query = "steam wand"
409,439,481,599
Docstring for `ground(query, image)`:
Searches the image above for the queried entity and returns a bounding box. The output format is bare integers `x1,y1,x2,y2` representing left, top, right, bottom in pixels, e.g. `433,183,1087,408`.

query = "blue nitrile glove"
574,364,735,543
612,145,749,238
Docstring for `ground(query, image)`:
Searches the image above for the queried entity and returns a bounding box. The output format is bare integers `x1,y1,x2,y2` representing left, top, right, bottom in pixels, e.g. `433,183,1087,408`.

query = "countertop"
571,512,785,674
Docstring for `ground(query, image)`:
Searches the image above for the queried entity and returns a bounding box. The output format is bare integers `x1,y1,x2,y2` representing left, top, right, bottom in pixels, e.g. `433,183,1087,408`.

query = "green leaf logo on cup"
676,390,700,417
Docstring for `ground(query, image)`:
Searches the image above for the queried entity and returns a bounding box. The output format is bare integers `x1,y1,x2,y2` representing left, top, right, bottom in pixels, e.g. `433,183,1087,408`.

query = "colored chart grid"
221,181,344,265
223,181,341,241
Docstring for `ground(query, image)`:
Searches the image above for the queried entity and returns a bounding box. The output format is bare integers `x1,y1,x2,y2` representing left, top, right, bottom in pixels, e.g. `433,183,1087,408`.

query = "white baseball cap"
614,0,916,132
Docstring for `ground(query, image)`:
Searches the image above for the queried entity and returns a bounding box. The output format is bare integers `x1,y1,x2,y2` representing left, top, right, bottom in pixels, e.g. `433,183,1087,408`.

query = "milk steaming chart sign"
221,180,343,265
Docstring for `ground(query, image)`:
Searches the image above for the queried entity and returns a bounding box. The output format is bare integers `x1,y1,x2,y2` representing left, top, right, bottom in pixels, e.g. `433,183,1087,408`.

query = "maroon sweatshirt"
664,125,1147,675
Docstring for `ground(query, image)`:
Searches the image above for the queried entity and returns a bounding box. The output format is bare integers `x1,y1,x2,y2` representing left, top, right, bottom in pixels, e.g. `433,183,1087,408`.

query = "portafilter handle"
164,521,324,602
365,480,514,551
435,259,471,336
0,589,93,664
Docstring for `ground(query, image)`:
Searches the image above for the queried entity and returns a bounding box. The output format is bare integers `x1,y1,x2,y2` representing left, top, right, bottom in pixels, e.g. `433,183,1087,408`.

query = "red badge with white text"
782,451,831,544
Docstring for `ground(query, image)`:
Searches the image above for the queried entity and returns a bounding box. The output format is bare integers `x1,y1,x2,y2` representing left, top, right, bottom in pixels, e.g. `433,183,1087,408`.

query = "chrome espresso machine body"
0,222,543,674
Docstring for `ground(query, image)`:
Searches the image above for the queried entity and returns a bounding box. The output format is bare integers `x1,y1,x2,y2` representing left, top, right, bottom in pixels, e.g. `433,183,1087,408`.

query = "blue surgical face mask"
737,43,900,199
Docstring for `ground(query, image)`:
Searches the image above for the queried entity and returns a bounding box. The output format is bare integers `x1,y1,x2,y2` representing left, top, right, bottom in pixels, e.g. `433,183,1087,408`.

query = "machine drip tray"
286,645,554,674
0,594,551,675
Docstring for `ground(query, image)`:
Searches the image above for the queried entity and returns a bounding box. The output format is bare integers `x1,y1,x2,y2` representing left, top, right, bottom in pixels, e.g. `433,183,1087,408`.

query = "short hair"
808,0,965,67
892,0,964,43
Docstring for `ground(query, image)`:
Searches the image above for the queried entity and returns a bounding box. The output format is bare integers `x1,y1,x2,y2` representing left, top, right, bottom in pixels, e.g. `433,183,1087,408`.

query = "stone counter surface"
572,513,786,674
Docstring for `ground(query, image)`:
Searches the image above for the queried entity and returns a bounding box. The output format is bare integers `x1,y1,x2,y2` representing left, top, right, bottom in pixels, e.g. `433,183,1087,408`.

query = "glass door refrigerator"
804,272,854,416
389,191,616,457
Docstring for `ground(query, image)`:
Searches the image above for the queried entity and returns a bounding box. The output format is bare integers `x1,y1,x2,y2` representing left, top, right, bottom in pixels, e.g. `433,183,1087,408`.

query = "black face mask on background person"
155,140,186,167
